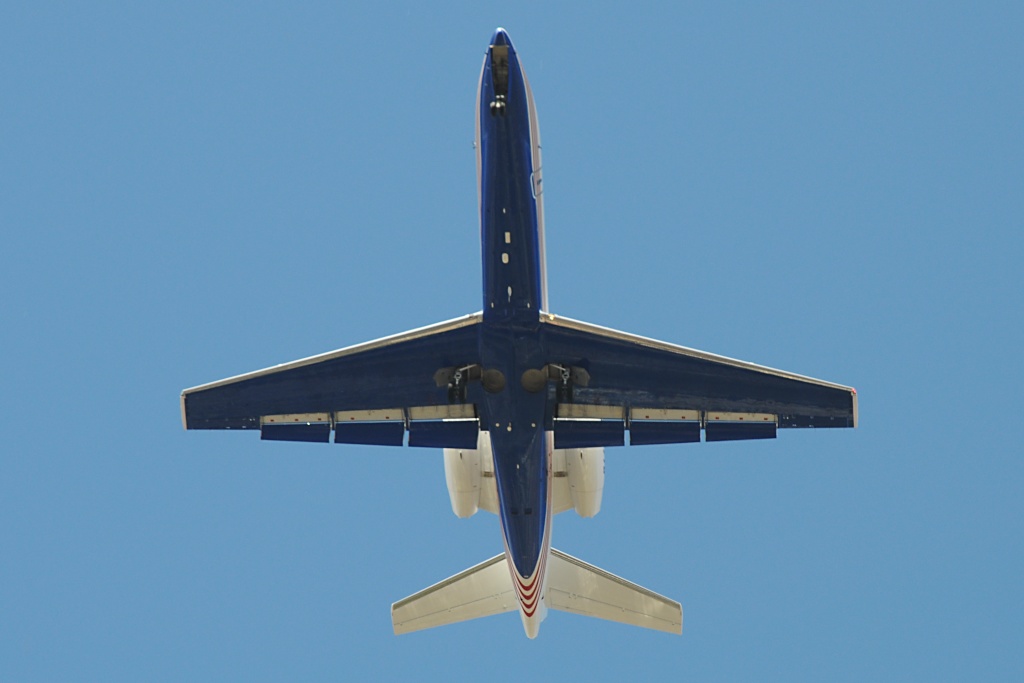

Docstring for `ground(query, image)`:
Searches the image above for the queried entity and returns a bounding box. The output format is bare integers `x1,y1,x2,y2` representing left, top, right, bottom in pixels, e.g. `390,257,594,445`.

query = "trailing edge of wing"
541,313,857,429
181,313,483,431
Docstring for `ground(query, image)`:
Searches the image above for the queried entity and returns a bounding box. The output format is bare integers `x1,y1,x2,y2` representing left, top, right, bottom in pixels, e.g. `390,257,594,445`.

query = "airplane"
180,28,857,639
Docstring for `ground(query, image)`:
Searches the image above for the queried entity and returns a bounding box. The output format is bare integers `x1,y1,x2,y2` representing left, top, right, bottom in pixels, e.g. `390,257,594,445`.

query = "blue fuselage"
475,29,549,582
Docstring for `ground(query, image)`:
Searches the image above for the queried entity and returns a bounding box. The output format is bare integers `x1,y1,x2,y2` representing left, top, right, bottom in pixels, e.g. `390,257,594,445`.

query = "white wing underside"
391,554,516,635
547,549,682,634
391,549,681,635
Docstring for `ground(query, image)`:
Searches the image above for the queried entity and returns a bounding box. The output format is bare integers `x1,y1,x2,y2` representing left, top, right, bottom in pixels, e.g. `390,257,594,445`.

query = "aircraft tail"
391,553,516,635
391,549,681,636
546,548,682,634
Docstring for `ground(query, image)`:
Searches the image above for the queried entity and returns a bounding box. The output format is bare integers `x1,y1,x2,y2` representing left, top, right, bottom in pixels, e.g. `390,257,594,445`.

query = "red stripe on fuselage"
505,431,555,619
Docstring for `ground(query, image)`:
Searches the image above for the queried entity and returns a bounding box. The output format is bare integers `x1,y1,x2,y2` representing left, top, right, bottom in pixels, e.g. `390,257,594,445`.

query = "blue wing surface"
541,315,857,433
180,314,483,434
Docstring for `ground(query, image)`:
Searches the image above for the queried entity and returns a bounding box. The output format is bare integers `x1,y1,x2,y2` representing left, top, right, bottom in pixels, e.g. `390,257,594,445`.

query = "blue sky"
2,2,1022,680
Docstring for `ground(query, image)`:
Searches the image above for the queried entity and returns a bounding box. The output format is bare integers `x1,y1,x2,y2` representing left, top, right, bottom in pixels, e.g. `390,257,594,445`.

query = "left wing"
539,314,857,447
181,313,482,446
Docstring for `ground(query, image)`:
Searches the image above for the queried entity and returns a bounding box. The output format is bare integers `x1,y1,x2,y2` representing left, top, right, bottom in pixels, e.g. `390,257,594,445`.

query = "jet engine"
443,431,498,517
558,446,605,518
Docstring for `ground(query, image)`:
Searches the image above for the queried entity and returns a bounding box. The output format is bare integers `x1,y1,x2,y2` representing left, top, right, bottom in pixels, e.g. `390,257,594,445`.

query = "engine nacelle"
559,446,605,518
443,431,497,518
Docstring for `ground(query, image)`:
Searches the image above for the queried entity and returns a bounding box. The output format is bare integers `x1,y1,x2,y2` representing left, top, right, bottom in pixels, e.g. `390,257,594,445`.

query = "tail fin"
547,548,682,634
391,553,516,635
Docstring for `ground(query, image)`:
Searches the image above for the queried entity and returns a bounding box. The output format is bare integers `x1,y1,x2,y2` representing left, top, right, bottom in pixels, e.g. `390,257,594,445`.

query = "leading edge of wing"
542,313,858,428
180,312,483,430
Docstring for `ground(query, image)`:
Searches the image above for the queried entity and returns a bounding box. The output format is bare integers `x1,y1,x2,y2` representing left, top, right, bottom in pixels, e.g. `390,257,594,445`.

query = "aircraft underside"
180,28,856,638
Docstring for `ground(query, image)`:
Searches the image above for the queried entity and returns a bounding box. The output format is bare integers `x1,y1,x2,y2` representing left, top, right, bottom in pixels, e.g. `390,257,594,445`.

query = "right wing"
181,313,483,446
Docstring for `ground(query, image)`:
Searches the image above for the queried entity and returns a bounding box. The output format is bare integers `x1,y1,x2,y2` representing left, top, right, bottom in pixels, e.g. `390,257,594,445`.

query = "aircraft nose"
490,27,511,47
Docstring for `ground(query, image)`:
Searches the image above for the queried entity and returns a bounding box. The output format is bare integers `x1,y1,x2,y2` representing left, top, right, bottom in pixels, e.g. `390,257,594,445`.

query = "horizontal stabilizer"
391,553,516,635
547,548,682,634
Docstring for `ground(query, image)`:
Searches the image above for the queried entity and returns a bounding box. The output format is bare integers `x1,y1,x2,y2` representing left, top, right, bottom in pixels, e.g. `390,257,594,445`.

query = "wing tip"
180,392,188,430
851,387,859,429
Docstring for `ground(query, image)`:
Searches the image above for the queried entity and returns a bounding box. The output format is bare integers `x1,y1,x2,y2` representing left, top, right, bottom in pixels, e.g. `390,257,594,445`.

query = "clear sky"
2,2,1022,680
